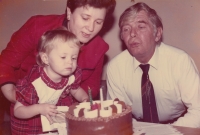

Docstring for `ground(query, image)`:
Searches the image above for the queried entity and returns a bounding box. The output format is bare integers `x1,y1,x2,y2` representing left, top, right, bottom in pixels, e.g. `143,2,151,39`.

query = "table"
174,126,200,135
133,121,200,135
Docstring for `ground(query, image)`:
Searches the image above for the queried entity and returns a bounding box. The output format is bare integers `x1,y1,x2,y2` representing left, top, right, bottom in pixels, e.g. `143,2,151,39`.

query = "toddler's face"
46,40,79,81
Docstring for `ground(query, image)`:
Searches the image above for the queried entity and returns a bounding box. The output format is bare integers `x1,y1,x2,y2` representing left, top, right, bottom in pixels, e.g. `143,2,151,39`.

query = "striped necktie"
140,64,159,123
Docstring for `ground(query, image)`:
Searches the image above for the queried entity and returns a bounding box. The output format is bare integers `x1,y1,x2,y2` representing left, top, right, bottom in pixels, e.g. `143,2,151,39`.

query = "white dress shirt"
107,42,200,128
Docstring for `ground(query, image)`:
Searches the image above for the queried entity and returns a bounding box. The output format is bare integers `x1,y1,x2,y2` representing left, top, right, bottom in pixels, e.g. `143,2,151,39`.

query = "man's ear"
40,52,49,65
66,7,72,21
155,27,163,42
120,33,124,41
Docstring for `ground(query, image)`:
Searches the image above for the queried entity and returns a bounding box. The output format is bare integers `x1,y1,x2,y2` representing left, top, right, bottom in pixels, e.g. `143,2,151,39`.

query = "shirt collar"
132,45,160,71
40,66,69,90
148,45,159,70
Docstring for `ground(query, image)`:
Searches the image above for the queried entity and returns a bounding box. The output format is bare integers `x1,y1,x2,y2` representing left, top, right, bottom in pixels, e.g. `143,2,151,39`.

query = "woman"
0,0,116,105
0,1,116,133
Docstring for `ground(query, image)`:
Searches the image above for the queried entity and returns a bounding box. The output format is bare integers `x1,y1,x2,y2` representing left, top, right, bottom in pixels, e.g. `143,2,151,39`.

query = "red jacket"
0,14,109,99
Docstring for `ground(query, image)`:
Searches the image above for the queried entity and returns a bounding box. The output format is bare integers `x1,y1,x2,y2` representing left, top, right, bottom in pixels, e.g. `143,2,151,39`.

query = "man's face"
67,5,106,43
121,10,160,63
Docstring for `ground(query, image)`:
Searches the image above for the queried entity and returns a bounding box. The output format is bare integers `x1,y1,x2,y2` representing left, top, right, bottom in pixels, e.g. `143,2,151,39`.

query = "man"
107,2,200,128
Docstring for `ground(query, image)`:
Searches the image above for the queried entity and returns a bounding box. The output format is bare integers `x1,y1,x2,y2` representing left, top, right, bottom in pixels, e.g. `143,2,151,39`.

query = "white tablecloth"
133,120,182,135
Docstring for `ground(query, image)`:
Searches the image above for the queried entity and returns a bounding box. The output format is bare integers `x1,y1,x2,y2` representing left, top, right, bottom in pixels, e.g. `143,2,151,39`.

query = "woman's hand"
1,83,16,103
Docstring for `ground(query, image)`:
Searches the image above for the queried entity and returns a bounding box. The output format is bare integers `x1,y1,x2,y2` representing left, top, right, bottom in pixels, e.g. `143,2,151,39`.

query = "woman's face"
67,5,106,43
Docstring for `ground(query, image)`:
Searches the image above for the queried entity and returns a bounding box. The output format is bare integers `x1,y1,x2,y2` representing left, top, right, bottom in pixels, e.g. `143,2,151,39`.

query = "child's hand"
82,98,89,102
38,103,58,124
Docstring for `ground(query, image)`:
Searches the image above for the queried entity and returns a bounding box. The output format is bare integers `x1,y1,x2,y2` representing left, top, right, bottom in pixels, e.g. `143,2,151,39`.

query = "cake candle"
88,87,93,106
100,88,103,110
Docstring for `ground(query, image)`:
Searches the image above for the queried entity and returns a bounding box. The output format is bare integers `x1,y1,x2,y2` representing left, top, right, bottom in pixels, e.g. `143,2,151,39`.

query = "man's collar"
148,45,159,70
132,45,160,71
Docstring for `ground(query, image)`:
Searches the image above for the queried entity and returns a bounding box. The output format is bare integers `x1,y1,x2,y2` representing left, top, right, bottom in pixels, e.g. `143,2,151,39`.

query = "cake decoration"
65,88,133,135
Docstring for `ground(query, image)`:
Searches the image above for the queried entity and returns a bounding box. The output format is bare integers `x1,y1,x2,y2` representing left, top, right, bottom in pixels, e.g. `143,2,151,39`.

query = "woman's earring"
67,16,70,20
66,7,71,21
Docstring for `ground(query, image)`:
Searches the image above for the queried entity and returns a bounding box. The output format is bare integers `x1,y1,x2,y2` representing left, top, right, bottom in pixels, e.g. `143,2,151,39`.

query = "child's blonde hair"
36,27,81,66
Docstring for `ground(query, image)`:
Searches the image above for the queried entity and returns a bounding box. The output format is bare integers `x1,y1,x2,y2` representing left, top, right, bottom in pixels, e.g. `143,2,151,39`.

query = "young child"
12,27,89,135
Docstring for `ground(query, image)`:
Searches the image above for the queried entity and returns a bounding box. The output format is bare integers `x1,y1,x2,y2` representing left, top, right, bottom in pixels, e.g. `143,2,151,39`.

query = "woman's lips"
81,31,91,38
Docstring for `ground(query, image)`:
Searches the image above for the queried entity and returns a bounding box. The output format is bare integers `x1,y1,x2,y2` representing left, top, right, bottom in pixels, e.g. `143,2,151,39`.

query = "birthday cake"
65,98,133,135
